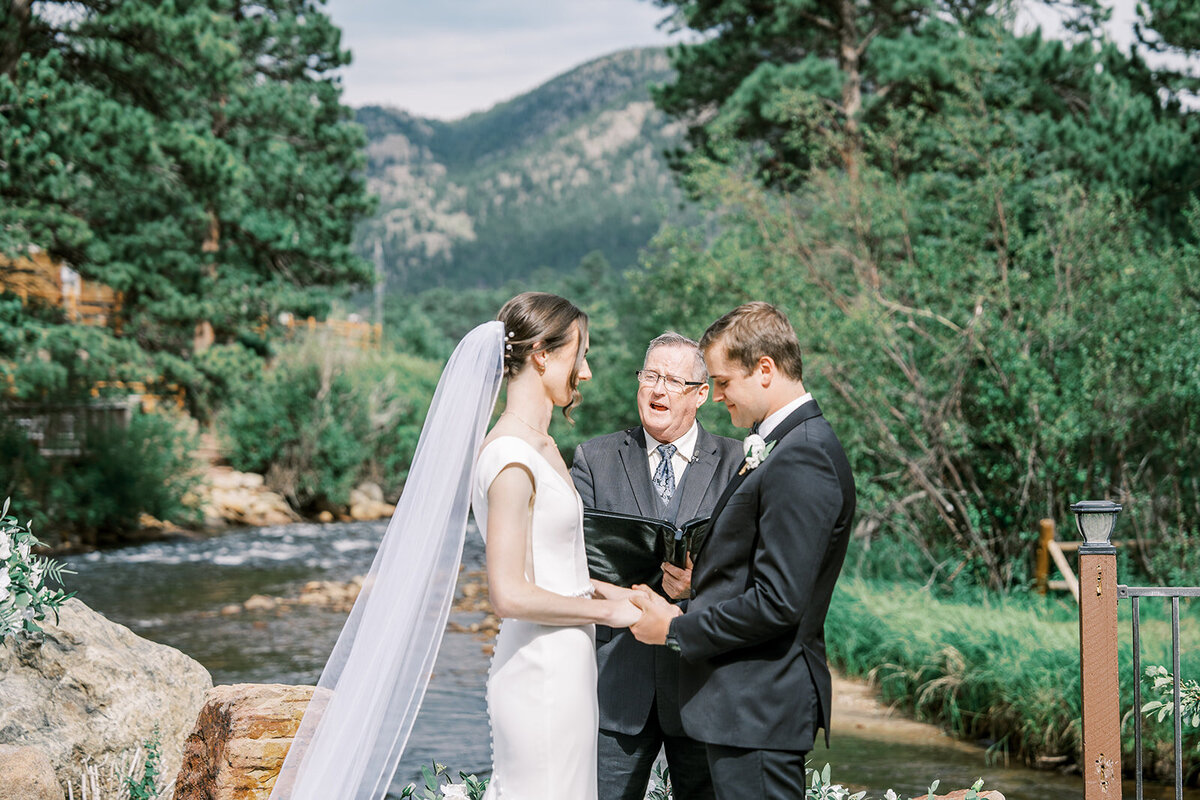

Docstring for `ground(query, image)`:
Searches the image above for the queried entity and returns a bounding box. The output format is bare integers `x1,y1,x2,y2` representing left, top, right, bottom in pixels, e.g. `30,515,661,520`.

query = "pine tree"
0,0,372,401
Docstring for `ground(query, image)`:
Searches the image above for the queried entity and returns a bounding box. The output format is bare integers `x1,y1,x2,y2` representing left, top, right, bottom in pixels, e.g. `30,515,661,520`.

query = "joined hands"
628,584,682,645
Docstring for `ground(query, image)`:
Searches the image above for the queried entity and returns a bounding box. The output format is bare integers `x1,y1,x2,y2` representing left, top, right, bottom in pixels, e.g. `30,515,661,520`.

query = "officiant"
570,332,742,800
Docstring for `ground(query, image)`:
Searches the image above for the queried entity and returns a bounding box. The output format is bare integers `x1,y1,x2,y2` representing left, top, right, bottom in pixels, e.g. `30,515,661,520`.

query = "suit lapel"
617,428,657,518
674,425,720,523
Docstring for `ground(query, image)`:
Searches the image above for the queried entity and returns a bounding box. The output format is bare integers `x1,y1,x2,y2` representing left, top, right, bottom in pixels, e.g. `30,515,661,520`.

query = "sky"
323,0,1178,121
322,0,682,119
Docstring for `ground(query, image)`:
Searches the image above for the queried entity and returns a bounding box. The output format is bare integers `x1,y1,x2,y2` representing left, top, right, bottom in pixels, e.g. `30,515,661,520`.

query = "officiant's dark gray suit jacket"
571,424,742,736
673,399,856,752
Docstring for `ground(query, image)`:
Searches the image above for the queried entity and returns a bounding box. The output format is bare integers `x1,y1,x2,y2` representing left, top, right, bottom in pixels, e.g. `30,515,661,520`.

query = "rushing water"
65,522,1194,799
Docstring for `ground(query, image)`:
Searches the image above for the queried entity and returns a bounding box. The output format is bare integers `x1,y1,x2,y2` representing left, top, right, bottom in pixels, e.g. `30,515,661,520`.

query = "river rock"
296,578,362,613
242,595,277,612
201,467,300,528
355,481,384,503
348,483,393,521
0,598,212,788
0,744,63,800
173,684,314,800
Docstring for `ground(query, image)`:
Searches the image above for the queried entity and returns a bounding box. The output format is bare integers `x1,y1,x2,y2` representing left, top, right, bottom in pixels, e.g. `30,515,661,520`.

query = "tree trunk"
1,0,32,77
837,0,862,183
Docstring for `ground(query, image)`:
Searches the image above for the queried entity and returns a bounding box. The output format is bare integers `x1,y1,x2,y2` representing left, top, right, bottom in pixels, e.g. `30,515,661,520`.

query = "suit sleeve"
570,443,596,508
673,438,844,660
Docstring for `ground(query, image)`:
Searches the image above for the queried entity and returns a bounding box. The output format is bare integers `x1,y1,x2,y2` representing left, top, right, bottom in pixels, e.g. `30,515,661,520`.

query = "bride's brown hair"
497,292,589,421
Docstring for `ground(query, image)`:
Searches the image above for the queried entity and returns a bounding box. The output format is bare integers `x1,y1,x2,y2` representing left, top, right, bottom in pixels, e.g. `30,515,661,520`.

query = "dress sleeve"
476,438,539,496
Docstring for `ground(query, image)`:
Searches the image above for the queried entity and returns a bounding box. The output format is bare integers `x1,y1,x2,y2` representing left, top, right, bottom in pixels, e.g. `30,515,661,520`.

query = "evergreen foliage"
1,0,372,404
1,1,370,540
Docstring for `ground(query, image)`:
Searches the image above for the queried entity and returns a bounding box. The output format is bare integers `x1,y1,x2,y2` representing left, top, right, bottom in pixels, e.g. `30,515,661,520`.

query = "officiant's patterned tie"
653,443,677,504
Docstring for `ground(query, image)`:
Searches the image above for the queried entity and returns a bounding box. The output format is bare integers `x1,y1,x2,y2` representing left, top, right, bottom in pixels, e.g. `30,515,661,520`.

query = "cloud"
324,0,678,118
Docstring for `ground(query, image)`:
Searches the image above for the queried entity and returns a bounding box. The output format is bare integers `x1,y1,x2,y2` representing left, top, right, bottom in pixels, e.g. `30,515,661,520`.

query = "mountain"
354,48,691,292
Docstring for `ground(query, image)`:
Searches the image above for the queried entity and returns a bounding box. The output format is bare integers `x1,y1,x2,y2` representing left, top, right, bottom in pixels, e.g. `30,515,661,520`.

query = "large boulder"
173,684,314,800
0,598,212,788
0,744,64,800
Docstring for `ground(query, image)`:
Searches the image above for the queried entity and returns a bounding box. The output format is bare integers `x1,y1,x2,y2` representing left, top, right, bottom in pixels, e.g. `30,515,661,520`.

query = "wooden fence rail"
1035,518,1133,604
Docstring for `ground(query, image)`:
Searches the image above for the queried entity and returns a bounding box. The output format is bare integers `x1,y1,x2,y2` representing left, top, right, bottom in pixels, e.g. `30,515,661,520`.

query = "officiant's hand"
661,554,693,600
628,584,682,645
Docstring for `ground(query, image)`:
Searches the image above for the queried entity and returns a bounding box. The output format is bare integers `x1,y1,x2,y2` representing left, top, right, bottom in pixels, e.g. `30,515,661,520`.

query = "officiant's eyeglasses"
635,370,705,394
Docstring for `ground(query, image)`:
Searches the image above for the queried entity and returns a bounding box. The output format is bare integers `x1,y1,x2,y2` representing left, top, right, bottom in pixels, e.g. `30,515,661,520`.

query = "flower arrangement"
1,497,75,641
808,766,990,800
406,759,993,800
399,762,487,800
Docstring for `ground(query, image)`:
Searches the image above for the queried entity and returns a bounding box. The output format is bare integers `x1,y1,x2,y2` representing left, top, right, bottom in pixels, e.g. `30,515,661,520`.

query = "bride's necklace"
501,411,551,439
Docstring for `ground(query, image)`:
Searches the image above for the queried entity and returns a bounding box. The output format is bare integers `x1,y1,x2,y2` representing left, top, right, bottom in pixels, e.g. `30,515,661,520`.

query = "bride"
475,292,643,799
267,292,642,800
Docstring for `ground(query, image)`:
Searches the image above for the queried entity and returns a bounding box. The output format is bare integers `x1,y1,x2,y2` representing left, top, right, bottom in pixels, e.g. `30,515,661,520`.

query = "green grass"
827,578,1200,780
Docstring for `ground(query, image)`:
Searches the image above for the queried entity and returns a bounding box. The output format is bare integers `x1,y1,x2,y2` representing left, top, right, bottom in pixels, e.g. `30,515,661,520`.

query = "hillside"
354,48,691,292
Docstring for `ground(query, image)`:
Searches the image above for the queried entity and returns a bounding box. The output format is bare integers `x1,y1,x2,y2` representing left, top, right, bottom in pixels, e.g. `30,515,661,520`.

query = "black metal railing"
1118,584,1200,799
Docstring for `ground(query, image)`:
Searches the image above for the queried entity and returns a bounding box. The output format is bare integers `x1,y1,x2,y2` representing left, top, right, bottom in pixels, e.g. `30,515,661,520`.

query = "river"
65,520,1193,799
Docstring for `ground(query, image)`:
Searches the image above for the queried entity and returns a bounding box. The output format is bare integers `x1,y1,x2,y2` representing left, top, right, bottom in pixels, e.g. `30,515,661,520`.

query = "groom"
630,302,856,798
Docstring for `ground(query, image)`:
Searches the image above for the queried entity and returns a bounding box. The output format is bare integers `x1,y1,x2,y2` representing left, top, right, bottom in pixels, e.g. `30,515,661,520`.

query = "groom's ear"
757,356,776,386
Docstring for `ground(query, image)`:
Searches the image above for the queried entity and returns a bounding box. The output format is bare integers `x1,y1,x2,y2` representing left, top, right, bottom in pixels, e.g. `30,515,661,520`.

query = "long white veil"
269,320,505,800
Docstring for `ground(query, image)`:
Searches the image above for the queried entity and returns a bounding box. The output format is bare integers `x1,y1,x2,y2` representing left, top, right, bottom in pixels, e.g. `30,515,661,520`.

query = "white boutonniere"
739,434,777,475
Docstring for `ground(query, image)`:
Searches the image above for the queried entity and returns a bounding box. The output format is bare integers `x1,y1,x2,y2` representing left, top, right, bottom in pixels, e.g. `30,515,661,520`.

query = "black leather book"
582,508,711,586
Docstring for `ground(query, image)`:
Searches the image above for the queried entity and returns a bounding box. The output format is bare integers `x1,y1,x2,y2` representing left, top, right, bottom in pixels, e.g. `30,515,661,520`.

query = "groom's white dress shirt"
757,393,813,440
644,421,699,490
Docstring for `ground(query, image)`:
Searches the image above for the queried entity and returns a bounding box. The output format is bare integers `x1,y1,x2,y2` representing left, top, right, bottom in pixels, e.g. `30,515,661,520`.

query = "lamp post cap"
1070,500,1123,515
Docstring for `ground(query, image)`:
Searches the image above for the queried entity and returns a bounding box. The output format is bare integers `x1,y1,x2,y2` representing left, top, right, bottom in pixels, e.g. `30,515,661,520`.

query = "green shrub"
827,578,1200,779
0,410,200,545
220,343,441,510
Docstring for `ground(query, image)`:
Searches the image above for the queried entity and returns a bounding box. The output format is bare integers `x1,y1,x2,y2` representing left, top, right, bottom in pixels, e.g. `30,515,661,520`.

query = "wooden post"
1036,519,1054,595
1079,541,1122,800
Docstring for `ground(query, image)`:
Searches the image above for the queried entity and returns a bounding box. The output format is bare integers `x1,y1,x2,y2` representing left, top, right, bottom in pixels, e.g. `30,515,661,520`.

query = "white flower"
30,564,43,589
885,791,898,800
17,541,30,561
440,784,469,799
0,535,10,560
741,433,776,471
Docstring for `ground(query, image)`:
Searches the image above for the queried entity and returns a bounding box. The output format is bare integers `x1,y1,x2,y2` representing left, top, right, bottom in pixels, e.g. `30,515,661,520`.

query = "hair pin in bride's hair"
506,330,516,339
505,343,513,351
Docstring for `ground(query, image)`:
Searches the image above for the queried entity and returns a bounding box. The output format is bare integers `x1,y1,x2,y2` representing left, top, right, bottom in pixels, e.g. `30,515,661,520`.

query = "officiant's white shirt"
758,393,813,440
644,421,699,489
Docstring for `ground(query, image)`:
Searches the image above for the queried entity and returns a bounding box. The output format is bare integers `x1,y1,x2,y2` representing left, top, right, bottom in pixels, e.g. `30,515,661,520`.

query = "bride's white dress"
472,436,599,800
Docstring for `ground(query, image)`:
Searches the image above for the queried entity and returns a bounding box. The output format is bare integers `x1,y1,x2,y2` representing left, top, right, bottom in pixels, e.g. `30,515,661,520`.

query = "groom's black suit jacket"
571,424,742,736
673,399,855,752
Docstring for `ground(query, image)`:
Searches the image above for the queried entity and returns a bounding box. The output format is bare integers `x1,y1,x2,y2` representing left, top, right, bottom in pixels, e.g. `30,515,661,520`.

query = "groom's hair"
700,302,803,381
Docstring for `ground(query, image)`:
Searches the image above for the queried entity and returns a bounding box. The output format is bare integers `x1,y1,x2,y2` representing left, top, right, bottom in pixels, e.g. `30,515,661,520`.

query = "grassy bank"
827,578,1200,781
